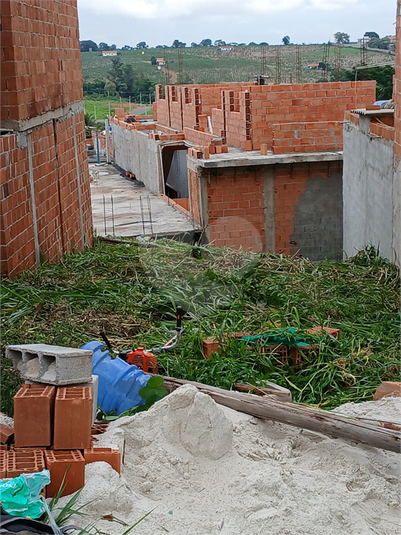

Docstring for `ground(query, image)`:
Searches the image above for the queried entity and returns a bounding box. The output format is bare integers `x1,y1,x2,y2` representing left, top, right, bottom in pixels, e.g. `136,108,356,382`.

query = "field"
81,44,394,92
1,239,399,416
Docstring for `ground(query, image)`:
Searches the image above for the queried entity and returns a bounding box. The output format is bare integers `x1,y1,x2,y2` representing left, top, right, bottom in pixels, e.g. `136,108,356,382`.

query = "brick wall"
154,80,376,152
1,0,93,277
274,162,343,260
192,161,343,260
273,121,343,153
1,0,83,124
206,168,265,251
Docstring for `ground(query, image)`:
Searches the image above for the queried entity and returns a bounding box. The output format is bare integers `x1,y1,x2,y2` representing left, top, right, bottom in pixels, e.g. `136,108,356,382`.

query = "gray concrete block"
6,344,93,385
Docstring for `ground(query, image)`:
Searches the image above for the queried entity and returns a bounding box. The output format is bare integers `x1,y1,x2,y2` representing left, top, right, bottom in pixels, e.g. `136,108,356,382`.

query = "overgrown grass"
1,239,399,414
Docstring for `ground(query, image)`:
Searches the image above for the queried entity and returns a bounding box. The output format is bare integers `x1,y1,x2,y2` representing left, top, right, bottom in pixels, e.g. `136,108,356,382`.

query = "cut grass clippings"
1,239,399,414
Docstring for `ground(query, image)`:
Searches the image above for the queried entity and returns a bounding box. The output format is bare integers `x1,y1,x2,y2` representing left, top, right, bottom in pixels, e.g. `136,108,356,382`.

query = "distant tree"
104,79,117,96
110,44,117,50
282,36,290,45
136,41,148,49
80,40,98,52
156,45,164,48
121,45,134,50
191,42,199,47
238,43,246,46
259,42,269,46
248,42,258,46
368,37,390,50
150,56,157,65
172,39,186,48
334,32,350,44
99,42,110,51
364,31,379,39
200,39,212,47
214,39,226,47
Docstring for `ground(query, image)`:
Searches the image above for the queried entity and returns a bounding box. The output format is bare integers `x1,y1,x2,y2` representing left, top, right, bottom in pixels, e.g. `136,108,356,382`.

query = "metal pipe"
147,196,154,236
103,195,107,235
111,195,115,235
139,195,146,236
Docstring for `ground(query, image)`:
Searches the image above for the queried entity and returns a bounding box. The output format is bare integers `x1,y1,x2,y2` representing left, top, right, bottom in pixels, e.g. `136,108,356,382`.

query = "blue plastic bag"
0,469,50,518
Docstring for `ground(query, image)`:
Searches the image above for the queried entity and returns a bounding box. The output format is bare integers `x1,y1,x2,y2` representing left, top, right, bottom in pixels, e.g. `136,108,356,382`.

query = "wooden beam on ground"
159,376,401,454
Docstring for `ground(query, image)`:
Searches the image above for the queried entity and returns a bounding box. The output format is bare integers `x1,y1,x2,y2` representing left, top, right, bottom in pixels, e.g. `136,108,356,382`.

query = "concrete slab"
193,146,343,169
90,163,199,238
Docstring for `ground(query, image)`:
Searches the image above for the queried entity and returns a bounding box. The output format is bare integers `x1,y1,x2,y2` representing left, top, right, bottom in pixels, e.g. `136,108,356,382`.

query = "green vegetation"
1,240,399,415
336,65,395,100
81,44,393,97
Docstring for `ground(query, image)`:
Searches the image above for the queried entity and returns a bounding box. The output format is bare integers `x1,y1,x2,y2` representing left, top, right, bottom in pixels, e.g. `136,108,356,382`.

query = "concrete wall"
0,0,93,277
343,120,394,260
112,124,162,194
393,0,401,266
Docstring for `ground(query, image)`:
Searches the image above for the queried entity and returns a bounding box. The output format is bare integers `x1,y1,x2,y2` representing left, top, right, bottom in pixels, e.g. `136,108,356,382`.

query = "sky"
77,0,397,48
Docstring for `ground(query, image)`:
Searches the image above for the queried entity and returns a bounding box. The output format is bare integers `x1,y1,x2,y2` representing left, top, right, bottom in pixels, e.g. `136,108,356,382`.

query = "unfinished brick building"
342,0,400,266
1,0,93,277
111,79,375,260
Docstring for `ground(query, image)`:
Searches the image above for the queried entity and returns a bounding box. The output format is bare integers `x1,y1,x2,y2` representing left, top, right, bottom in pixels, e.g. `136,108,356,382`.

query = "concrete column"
263,166,276,252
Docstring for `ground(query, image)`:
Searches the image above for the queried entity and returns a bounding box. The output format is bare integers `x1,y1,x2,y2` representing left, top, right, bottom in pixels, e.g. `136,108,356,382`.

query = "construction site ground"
90,163,199,239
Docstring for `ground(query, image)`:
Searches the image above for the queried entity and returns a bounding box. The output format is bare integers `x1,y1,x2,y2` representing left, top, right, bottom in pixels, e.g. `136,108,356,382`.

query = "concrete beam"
1,100,85,133
194,151,343,169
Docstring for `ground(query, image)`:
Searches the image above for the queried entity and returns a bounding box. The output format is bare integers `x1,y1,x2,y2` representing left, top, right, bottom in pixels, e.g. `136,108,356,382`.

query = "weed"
1,239,399,413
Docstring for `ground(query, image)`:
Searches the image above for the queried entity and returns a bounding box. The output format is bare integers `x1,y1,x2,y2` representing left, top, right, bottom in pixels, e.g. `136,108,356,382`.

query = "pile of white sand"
63,385,400,535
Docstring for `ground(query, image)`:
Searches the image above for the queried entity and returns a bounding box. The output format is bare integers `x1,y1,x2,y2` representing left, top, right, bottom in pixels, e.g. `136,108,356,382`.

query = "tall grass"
1,239,399,413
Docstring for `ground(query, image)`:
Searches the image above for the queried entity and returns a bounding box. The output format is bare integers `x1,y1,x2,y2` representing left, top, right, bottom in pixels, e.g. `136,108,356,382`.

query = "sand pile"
60,386,400,534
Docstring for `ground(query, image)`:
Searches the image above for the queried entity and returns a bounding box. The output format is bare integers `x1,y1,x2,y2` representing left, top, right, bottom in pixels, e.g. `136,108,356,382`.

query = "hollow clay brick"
6,449,45,478
53,387,92,450
1,450,7,478
0,423,14,444
14,384,55,447
84,447,120,473
44,450,85,497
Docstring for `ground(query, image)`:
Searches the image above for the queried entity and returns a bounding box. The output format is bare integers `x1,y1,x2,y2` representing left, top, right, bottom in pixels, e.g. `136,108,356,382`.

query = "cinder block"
53,387,92,450
6,449,45,478
14,384,55,447
0,423,14,445
6,344,93,385
84,447,120,473
373,382,401,401
45,450,85,497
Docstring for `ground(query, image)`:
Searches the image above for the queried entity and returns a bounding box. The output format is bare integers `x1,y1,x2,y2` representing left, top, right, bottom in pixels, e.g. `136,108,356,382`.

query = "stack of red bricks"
0,384,120,497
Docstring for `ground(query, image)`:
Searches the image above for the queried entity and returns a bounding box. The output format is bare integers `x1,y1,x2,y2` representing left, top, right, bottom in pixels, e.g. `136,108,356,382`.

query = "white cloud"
79,0,360,20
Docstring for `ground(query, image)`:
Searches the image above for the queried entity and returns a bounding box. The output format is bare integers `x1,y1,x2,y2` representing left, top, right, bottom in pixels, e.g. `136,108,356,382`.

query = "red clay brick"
1,451,7,478
373,382,401,401
53,387,92,450
14,384,55,447
84,447,120,473
6,449,45,478
306,326,340,340
0,423,14,444
44,450,85,497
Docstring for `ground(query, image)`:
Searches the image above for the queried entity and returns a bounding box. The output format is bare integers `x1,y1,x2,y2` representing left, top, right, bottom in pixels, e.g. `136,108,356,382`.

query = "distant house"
219,47,234,51
156,58,165,66
102,50,118,57
306,63,319,69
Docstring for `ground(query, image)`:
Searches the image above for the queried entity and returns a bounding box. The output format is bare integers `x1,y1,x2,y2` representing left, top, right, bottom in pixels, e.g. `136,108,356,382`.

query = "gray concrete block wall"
290,171,343,261
343,121,394,261
112,125,162,194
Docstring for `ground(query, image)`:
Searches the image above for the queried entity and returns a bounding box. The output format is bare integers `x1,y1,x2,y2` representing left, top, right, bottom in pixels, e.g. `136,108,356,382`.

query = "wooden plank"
159,376,401,454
